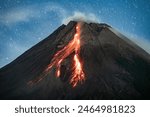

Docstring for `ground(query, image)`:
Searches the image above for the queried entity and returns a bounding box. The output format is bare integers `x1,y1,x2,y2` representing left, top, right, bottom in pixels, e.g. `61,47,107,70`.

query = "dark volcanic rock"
0,21,150,99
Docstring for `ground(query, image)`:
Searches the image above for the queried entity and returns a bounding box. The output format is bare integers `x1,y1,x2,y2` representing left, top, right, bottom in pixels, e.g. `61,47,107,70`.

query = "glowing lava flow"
46,23,85,87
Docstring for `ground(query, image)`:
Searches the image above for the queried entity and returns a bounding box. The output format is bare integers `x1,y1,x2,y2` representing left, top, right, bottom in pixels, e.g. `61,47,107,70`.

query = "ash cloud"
62,11,100,25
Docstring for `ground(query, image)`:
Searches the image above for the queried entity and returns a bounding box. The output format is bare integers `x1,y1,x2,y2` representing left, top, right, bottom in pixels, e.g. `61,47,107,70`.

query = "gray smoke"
62,11,100,24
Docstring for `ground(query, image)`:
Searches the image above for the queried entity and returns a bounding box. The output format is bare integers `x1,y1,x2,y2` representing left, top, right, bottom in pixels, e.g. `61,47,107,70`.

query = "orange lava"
46,23,85,87
71,54,85,87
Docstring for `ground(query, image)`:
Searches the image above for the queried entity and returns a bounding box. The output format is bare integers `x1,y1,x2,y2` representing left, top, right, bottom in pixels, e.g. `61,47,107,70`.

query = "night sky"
0,0,150,68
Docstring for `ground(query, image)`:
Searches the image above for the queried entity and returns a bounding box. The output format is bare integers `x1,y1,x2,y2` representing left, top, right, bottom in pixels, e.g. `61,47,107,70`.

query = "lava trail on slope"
28,23,85,87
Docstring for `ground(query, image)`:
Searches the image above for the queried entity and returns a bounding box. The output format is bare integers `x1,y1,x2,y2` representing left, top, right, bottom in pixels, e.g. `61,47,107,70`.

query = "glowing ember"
45,23,85,87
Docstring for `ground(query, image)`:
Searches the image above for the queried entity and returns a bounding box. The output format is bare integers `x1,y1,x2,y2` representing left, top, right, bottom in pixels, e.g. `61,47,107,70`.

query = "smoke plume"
62,11,99,24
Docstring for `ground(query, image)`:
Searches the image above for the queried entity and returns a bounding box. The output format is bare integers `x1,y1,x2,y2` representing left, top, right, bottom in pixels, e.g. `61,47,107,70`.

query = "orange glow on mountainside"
45,23,85,87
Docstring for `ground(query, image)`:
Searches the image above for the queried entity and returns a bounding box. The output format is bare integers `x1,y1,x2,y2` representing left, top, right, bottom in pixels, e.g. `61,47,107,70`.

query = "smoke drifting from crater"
62,12,100,25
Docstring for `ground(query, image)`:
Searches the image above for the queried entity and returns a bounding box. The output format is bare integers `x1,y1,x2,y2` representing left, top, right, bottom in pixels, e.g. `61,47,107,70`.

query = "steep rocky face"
0,21,150,99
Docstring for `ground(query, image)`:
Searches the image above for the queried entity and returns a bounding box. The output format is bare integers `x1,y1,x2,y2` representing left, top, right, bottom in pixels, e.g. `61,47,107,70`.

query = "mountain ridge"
0,21,150,99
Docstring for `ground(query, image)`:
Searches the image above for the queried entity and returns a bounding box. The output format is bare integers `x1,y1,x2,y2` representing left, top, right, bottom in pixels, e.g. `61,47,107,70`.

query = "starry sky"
0,0,150,68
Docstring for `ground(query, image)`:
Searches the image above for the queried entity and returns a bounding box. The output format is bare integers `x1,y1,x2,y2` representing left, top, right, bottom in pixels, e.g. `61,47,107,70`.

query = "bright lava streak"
45,23,85,87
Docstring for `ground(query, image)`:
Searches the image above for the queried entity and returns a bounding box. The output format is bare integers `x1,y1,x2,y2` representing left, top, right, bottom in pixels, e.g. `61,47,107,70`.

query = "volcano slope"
0,21,150,100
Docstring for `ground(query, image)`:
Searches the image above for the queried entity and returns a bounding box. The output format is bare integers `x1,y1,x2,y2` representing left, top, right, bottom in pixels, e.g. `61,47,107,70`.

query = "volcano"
0,21,150,99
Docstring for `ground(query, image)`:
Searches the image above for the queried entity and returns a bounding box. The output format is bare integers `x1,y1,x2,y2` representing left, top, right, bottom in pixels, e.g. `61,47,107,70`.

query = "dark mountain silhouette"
0,21,150,99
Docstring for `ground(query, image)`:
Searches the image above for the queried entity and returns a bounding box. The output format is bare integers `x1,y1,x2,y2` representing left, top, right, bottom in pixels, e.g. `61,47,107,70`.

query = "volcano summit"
0,21,150,99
